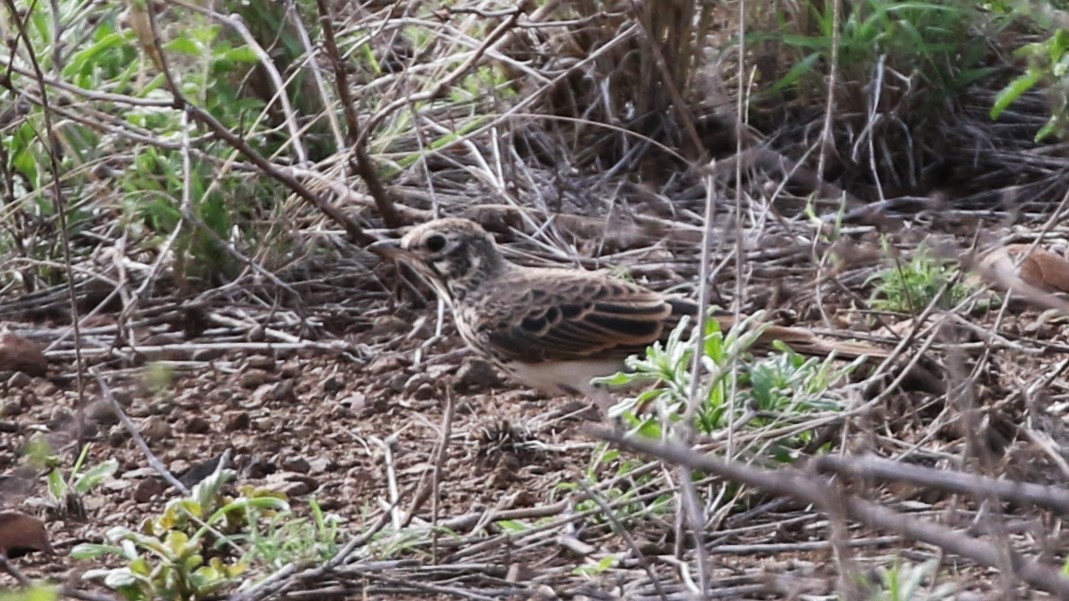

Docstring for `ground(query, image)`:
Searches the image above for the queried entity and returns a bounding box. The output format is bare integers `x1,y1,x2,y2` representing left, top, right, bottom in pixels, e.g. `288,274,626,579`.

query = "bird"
371,218,926,405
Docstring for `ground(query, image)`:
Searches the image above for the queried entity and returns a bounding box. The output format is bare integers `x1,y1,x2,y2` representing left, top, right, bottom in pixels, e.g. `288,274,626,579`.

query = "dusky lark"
373,218,919,403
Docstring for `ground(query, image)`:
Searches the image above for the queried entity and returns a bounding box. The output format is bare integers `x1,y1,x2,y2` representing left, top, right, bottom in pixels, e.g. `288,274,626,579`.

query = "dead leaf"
0,332,48,377
0,511,53,558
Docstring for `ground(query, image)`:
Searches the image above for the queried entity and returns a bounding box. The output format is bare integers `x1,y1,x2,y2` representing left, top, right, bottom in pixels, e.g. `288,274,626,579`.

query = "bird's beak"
368,238,404,259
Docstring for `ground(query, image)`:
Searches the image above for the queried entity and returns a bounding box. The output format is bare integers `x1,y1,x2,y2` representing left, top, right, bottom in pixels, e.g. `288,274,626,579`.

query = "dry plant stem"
431,389,454,562
362,2,528,140
574,480,670,601
813,454,1069,515
285,0,345,150
91,367,190,496
137,0,373,246
0,554,31,586
399,388,455,529
373,434,404,530
816,0,842,186
228,509,394,601
625,0,704,156
592,429,1069,597
1,0,88,446
314,0,399,228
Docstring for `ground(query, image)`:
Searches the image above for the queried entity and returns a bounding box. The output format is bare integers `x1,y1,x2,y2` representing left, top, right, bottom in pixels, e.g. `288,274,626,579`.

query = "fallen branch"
591,428,1069,598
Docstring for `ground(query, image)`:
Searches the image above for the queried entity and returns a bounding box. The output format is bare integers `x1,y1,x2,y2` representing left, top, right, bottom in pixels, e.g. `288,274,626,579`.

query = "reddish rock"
0,333,47,377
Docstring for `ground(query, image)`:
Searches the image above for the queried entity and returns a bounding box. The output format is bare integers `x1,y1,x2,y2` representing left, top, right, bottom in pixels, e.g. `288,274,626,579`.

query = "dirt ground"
4,220,1069,600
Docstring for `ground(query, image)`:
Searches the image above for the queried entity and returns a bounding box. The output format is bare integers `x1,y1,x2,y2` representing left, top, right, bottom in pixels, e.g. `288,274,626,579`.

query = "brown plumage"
372,218,902,398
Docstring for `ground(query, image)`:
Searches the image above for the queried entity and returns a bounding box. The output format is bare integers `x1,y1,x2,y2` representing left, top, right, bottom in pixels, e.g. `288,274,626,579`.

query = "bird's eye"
425,234,447,253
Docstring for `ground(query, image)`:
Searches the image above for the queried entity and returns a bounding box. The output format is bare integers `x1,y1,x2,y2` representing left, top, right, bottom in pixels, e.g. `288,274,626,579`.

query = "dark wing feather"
480,271,673,363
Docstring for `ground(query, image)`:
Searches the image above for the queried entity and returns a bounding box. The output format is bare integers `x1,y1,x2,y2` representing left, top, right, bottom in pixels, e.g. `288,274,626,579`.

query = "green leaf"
74,458,119,494
70,543,124,560
991,69,1042,120
222,46,258,63
0,585,59,601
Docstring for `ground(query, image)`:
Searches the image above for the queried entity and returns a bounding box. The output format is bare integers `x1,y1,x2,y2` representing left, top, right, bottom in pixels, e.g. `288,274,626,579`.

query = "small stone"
0,333,47,377
6,372,31,389
86,400,120,425
225,412,251,432
367,354,404,376
321,375,344,393
412,382,437,401
0,400,21,417
279,361,301,378
245,458,276,479
147,399,175,416
270,380,296,402
307,457,333,474
107,426,131,446
265,472,316,497
457,358,504,391
239,369,270,389
49,407,73,429
280,457,310,474
184,416,211,434
245,355,275,370
192,348,225,361
140,416,171,443
111,389,134,407
133,478,166,503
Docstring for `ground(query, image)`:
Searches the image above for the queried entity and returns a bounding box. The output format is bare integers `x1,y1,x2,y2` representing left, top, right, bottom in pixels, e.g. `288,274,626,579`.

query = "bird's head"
371,218,505,302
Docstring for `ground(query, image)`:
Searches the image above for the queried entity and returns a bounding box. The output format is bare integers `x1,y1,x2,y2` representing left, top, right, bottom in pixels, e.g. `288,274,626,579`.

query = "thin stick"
91,367,189,495
592,428,1069,598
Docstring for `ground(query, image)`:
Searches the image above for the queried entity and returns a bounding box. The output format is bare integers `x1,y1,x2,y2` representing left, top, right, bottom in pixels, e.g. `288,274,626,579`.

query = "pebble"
225,412,251,432
271,380,296,402
279,361,301,378
321,375,344,393
140,416,171,443
245,355,276,370
133,478,166,503
239,369,270,389
86,400,120,425
6,372,31,389
457,358,504,391
280,457,310,474
184,416,211,434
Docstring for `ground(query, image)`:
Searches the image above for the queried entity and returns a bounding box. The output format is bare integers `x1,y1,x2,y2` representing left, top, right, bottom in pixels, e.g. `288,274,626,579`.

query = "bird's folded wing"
482,277,673,363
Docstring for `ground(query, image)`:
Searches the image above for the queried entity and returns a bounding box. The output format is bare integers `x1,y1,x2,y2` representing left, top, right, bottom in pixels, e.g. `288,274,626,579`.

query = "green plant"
755,0,1000,101
856,558,956,600
23,438,118,519
992,27,1069,140
242,498,342,569
0,587,58,601
556,445,672,523
72,459,340,601
868,242,972,313
596,312,857,446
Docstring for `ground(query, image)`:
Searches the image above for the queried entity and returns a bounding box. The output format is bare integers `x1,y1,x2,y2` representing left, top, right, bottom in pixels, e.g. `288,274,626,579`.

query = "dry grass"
4,0,1069,599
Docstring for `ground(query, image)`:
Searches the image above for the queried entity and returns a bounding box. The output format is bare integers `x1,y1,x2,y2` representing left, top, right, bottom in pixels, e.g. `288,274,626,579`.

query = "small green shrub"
595,312,859,451
992,27,1069,140
857,558,957,600
868,243,972,314
73,461,342,601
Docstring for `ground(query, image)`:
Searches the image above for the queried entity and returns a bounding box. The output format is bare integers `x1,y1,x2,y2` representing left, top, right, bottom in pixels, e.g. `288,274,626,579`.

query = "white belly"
500,359,626,396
